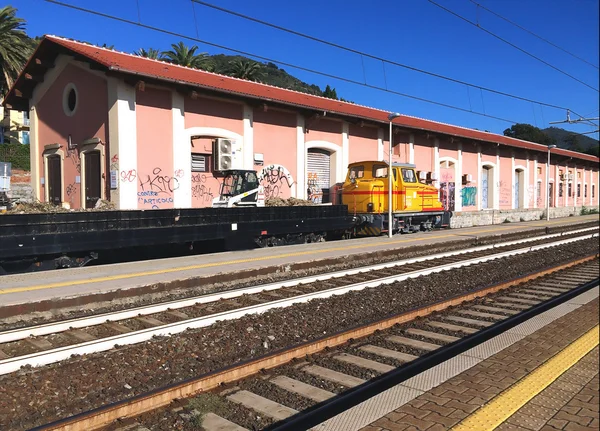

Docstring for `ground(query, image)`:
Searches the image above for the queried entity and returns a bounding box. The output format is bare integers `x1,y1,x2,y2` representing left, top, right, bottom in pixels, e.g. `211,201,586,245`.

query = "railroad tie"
405,328,460,343
333,353,395,373
425,321,478,334
302,365,366,388
24,337,53,350
67,330,97,342
359,345,419,362
136,316,166,327
470,305,519,315
103,322,134,333
457,310,506,320
496,296,540,305
270,375,334,403
165,310,189,319
227,390,297,421
444,316,493,327
202,412,247,431
386,335,441,351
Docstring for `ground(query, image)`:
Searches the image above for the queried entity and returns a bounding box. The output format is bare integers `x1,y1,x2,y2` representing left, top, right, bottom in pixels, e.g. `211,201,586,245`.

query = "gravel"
0,239,597,430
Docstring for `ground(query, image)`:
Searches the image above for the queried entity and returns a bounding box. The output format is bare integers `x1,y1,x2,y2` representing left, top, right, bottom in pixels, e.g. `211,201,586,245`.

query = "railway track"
0,229,597,376
33,254,599,431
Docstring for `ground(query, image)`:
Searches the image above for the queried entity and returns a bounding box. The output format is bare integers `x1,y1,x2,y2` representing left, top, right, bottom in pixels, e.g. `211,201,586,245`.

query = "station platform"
0,214,598,309
314,287,599,431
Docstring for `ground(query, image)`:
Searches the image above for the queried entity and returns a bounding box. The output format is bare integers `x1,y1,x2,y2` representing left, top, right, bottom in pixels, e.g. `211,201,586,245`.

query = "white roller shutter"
307,149,331,203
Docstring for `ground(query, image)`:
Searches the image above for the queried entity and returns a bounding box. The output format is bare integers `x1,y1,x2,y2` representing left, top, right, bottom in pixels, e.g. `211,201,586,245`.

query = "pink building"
4,36,599,220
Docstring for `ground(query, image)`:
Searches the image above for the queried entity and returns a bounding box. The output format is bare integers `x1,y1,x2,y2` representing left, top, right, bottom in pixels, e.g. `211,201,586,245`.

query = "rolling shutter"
307,149,331,203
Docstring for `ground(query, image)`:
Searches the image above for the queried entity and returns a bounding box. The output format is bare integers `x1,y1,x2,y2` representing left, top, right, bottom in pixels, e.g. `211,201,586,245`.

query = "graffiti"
139,167,179,194
461,186,477,207
258,164,295,199
137,190,173,208
536,183,542,207
120,169,137,183
110,154,119,171
307,172,325,203
66,182,78,198
174,169,185,179
191,173,208,183
192,184,215,202
499,180,511,205
439,182,455,211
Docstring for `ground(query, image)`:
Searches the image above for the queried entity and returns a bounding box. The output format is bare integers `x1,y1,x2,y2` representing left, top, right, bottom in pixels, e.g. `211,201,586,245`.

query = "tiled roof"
6,35,599,163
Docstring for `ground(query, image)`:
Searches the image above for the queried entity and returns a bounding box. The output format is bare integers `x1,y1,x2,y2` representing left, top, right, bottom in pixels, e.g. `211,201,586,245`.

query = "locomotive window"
349,165,364,179
373,164,388,178
401,168,417,183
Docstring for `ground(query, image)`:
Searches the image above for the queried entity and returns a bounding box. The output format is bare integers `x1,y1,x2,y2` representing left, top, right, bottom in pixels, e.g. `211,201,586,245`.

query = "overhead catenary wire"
41,0,521,124
191,0,585,113
428,0,599,93
469,0,599,70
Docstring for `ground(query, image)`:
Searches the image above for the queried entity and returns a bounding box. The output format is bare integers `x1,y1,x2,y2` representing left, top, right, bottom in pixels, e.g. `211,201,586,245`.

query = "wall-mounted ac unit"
417,171,428,180
568,174,574,181
462,174,473,184
427,172,438,181
213,138,243,171
559,174,567,181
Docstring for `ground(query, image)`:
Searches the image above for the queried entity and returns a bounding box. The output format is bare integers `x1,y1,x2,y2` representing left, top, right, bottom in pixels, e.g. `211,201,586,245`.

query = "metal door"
549,183,554,207
307,149,330,203
481,168,489,209
47,155,62,205
84,150,101,208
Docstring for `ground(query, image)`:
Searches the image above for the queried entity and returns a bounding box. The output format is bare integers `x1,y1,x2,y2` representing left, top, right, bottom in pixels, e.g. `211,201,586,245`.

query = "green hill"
543,127,599,156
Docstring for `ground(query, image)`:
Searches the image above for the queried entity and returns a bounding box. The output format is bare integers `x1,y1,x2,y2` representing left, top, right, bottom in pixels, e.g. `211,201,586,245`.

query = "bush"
0,144,30,171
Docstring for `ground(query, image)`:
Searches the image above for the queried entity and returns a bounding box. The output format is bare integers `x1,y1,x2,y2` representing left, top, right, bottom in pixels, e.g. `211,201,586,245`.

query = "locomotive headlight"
367,202,374,212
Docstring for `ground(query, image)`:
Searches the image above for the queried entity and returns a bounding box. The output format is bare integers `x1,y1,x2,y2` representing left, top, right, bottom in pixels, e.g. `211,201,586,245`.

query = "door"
307,149,331,203
549,183,554,207
84,151,101,209
514,171,521,208
481,167,489,209
47,155,62,205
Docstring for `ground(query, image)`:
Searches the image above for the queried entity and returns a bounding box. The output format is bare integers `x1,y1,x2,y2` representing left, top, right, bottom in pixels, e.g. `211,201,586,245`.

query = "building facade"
0,100,30,145
3,36,599,216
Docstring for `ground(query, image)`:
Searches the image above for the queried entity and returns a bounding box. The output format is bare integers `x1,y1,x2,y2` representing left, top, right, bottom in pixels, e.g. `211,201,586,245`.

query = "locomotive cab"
342,161,449,235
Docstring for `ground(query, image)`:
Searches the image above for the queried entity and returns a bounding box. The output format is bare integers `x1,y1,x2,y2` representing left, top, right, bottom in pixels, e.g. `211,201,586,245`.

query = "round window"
62,83,78,116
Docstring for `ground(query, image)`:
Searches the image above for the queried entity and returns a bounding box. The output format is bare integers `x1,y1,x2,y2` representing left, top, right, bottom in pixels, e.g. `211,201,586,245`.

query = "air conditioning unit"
559,174,567,181
213,138,243,171
417,171,428,180
427,172,438,181
462,174,473,184
568,174,574,181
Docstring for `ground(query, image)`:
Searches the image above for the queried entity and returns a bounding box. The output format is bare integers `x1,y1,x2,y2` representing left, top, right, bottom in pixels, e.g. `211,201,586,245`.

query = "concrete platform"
311,287,599,431
0,214,597,309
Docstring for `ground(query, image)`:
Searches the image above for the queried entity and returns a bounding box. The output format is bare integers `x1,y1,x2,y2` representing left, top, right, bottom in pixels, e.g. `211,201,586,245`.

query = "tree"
226,59,263,82
322,85,338,100
134,47,164,60
564,134,584,153
503,123,555,146
161,42,213,71
0,6,35,95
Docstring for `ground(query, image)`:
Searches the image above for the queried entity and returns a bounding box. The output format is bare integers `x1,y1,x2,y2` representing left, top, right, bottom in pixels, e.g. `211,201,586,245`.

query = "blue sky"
12,0,600,139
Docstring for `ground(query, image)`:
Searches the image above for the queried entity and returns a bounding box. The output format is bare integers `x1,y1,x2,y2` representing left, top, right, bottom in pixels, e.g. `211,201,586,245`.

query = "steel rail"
29,254,599,431
1,232,597,376
1,227,596,344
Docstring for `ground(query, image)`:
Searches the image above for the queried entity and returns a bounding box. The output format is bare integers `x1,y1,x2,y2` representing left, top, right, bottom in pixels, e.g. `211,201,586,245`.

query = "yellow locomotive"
341,161,449,236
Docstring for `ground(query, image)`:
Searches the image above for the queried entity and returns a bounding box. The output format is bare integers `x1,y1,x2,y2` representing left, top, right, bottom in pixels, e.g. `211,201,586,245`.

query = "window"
62,83,78,116
0,127,4,144
349,165,364,179
372,164,388,178
577,184,581,197
559,183,563,197
593,185,596,199
401,168,416,183
577,172,581,179
537,167,542,175
568,183,572,197
21,131,30,145
585,184,588,198
191,153,211,172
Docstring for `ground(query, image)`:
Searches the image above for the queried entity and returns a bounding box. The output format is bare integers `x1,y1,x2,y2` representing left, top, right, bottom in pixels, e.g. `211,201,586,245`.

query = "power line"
191,0,581,114
428,0,599,93
469,0,599,70
41,0,520,124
